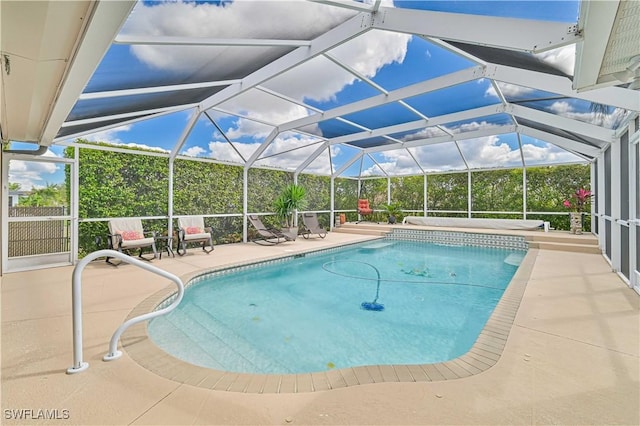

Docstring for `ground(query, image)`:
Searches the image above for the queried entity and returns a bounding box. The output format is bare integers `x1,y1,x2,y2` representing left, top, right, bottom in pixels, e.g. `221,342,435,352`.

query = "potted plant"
273,184,307,239
562,188,592,234
381,202,402,224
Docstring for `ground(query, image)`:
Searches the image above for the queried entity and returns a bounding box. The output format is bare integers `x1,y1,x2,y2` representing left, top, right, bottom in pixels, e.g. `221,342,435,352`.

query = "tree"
18,183,67,207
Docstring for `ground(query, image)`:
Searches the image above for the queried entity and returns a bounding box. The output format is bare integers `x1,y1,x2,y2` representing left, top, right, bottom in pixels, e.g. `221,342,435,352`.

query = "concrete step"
527,241,601,254
526,234,598,246
333,227,388,237
333,223,391,236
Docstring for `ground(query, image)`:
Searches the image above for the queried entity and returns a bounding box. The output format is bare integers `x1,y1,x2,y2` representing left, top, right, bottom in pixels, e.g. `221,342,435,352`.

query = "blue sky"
10,0,600,189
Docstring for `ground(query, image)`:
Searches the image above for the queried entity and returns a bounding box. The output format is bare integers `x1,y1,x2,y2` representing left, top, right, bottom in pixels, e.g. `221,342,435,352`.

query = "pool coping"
120,242,537,393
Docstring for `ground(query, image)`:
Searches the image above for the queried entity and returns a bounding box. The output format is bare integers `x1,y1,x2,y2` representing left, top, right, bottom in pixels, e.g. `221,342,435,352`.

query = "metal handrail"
66,249,184,374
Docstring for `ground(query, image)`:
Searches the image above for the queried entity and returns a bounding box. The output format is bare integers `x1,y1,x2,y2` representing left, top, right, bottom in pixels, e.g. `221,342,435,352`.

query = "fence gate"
2,155,76,272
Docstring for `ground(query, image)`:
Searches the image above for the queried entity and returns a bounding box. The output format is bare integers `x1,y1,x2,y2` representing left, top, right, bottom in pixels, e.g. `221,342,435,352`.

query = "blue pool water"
148,240,524,374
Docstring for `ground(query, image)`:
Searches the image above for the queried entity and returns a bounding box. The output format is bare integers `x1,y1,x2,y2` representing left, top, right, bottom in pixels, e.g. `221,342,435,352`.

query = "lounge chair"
356,199,373,223
300,213,327,239
176,216,214,256
104,218,158,265
247,215,291,244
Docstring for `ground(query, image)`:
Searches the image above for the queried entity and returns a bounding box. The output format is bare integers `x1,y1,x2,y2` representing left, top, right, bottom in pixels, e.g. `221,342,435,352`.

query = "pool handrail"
67,249,184,374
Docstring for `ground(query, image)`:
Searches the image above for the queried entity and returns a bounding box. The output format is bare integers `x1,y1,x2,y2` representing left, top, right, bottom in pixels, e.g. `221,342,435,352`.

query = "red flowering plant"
563,188,592,213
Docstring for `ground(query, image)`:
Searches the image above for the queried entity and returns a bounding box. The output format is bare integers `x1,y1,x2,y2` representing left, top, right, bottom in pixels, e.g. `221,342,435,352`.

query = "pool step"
525,233,600,253
333,223,390,237
157,304,285,374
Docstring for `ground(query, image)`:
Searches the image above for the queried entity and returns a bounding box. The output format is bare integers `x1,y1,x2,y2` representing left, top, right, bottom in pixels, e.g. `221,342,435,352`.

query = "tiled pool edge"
120,244,537,393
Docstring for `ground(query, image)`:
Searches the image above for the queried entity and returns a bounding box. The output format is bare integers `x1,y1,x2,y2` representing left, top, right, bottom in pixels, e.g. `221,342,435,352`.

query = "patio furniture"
104,218,158,266
301,213,327,239
356,199,373,223
247,215,290,244
155,235,175,259
176,216,214,256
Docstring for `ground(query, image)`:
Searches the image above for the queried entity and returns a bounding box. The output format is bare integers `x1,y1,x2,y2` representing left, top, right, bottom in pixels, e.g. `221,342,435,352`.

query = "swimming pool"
148,237,526,375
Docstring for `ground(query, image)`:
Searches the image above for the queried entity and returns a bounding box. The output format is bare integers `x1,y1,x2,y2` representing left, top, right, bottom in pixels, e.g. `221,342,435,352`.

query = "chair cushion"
184,232,211,241
120,230,144,241
121,237,155,249
186,226,203,235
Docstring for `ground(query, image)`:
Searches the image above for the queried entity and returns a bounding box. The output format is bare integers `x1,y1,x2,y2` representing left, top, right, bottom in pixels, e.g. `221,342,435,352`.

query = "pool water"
148,240,524,374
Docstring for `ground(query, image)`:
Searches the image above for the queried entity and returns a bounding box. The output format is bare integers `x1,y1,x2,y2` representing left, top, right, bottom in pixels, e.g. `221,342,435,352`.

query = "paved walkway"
1,231,638,425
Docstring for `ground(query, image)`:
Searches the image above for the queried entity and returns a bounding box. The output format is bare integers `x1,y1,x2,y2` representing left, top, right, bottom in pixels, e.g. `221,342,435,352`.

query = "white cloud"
535,44,575,76
399,126,448,142
485,81,537,99
361,131,584,174
521,140,582,164
206,140,255,163
484,46,575,99
548,102,628,128
264,30,411,104
449,121,512,134
457,135,522,167
182,146,206,157
122,0,357,74
72,124,132,145
77,124,170,152
122,0,409,136
224,116,275,140
549,100,573,114
198,132,333,173
8,150,62,190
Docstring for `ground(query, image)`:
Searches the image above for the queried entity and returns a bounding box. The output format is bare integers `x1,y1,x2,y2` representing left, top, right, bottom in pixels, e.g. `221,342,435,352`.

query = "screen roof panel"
12,0,631,181
458,133,524,169
262,55,383,111
521,135,586,166
409,142,467,172
370,149,423,176
404,80,501,117
340,102,423,130
393,0,580,21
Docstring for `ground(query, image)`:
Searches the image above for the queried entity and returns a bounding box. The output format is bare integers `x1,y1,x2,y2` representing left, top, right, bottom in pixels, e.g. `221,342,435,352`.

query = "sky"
9,0,617,190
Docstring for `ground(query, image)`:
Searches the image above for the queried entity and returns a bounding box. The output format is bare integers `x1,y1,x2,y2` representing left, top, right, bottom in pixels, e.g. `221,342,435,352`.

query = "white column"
72,147,80,264
168,158,174,238
242,167,248,243
597,152,606,251
424,174,428,216
467,171,472,218
611,137,621,272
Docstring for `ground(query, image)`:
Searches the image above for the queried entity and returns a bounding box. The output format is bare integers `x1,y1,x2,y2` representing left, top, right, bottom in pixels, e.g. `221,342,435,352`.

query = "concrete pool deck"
2,230,639,425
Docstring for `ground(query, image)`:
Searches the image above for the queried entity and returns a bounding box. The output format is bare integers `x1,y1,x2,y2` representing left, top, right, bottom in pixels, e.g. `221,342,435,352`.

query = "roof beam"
373,7,580,53
79,80,240,100
332,151,364,178
518,125,602,157
487,63,640,111
40,0,137,145
114,35,312,47
572,0,620,91
281,65,485,132
199,12,373,112
308,0,374,13
170,107,201,159
364,125,516,153
326,104,506,146
53,105,190,143
508,104,615,143
59,104,197,128
296,142,330,175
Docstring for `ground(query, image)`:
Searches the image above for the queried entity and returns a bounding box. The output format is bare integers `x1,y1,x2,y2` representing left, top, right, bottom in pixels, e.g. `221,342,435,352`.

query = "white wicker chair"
176,216,214,256
105,218,157,265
